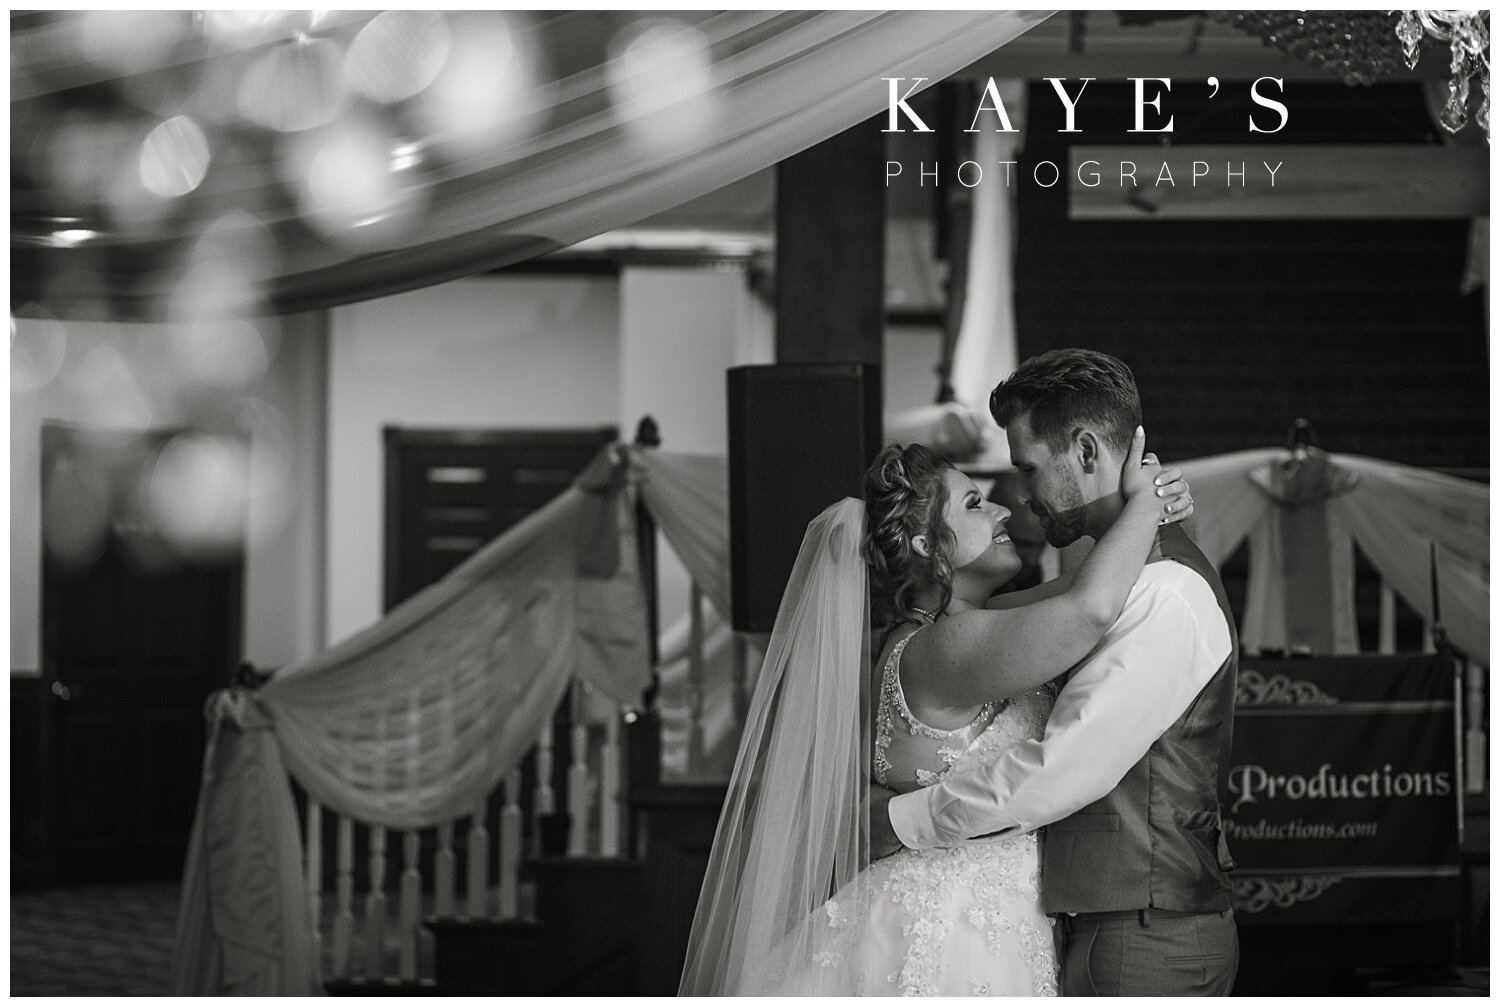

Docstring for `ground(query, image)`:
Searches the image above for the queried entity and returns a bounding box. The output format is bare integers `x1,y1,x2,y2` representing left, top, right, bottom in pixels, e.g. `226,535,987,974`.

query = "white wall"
325,274,621,645
243,312,328,668
884,322,947,415
619,265,773,454
9,312,327,673
619,264,774,631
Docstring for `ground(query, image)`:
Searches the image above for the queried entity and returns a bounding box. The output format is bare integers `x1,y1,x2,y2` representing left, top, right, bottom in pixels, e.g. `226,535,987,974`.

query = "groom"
872,348,1240,996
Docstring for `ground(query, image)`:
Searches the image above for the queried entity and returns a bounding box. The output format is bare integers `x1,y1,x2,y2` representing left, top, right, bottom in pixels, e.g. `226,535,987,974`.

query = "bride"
679,428,1190,996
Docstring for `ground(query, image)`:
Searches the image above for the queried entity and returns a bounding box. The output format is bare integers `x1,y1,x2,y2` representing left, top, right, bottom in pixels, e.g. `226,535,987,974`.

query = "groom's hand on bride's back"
869,784,905,859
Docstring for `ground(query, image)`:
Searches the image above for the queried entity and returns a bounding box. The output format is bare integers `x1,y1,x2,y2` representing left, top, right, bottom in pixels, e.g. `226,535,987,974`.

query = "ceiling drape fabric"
14,11,1053,317
277,10,1051,312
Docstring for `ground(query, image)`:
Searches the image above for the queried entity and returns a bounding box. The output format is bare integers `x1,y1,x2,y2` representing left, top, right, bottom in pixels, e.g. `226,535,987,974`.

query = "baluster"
332,815,354,978
398,831,420,980
1377,582,1396,655
1422,621,1435,654
434,820,456,918
688,582,707,770
498,769,523,918
366,826,388,977
305,796,323,970
600,711,621,856
534,721,556,852
466,799,490,918
1466,661,1487,794
567,709,592,856
392,691,422,980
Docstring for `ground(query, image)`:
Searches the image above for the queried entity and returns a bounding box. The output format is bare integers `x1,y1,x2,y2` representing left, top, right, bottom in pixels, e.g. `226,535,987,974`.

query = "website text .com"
1224,818,1379,841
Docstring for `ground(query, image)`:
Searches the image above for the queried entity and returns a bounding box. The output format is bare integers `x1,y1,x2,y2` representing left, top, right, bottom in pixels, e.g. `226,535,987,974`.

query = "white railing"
302,682,629,985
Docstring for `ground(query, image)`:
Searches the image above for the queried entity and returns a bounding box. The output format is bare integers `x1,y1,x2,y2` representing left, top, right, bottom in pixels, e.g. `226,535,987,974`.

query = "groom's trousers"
1059,907,1238,996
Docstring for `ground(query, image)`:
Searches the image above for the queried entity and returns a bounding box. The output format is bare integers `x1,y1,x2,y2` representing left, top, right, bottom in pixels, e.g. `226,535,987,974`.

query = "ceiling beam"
1066,144,1488,219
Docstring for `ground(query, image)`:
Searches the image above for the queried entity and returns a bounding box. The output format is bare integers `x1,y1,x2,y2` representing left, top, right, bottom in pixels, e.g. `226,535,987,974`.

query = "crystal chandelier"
1395,10,1490,133
1216,12,1407,87
1217,10,1490,135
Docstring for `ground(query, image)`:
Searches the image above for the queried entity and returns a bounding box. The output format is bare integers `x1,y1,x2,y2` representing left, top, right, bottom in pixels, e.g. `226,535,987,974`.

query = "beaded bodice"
794,622,1062,997
873,625,1055,792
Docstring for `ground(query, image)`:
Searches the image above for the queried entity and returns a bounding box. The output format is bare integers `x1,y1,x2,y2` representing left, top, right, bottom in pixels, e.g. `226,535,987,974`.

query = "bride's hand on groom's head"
1123,427,1194,525
1153,465,1194,526
1120,426,1162,500
1122,426,1164,504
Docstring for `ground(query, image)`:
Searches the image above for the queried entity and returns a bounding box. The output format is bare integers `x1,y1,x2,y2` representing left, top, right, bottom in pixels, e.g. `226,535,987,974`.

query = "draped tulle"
173,452,651,992
1177,449,1488,662
14,12,1054,316
260,468,650,829
679,498,873,995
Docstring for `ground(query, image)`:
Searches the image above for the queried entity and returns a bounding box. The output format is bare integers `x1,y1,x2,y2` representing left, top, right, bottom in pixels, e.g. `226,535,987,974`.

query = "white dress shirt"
889,559,1234,849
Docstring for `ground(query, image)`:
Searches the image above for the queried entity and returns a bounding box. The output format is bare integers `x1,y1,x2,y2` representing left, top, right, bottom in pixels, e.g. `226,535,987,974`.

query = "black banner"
1220,654,1462,926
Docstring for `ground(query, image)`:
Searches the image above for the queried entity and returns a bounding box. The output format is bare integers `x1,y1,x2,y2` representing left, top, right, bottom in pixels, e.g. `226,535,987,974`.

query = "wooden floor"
10,881,180,996
9,878,1488,996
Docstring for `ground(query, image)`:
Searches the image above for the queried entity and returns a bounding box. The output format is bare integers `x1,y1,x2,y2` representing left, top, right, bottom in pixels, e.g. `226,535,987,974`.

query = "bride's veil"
678,497,873,995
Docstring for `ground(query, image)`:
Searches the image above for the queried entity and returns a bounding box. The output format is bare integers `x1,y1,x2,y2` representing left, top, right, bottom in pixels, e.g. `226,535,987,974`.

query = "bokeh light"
102,121,173,233
77,10,189,77
167,213,280,320
607,20,717,154
140,116,212,198
168,319,271,396
345,11,452,105
66,342,155,430
294,117,430,247
46,229,97,249
238,36,348,132
142,433,251,560
203,10,290,47
11,307,70,393
419,13,545,164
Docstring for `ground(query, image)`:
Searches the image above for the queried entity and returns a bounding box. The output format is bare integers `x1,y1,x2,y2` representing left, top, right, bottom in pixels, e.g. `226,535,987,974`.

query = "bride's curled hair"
863,443,956,628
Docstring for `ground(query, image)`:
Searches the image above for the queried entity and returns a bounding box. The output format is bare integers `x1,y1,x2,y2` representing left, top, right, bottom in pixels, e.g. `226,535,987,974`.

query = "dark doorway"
382,426,617,609
39,425,244,881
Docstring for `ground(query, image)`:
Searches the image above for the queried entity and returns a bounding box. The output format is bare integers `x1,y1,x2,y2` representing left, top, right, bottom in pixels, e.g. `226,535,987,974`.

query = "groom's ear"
1075,428,1101,473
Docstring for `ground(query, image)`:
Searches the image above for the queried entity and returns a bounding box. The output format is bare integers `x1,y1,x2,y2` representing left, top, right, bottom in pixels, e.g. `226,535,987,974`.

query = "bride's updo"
863,443,956,628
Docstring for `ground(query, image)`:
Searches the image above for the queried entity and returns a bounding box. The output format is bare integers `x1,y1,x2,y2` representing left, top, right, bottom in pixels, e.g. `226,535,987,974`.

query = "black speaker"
727,363,882,632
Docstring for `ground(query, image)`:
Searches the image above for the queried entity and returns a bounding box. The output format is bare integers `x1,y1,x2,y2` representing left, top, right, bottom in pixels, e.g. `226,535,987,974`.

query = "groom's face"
1006,413,1089,548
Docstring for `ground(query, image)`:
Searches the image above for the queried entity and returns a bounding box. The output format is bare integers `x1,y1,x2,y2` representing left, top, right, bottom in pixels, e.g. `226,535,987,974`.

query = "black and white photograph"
9,9,1489,997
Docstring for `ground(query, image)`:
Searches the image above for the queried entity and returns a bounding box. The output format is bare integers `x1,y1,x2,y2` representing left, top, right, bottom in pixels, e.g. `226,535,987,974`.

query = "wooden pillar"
775,117,886,367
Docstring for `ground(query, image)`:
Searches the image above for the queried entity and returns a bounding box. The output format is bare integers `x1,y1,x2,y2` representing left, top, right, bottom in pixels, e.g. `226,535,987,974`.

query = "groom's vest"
1039,523,1239,915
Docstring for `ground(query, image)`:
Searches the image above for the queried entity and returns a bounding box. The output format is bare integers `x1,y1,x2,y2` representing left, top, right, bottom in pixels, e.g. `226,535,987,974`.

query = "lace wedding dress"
774,625,1060,997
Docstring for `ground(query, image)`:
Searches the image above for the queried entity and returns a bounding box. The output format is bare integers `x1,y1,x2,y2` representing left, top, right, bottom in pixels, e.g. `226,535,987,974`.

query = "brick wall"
1013,81,1488,470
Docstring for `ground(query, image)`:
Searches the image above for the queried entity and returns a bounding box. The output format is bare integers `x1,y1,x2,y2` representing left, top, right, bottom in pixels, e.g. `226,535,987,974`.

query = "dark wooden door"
383,427,617,608
40,426,243,881
374,427,618,888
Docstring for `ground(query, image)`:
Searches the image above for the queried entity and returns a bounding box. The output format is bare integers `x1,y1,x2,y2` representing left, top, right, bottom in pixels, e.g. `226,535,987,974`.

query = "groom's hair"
990,348,1141,457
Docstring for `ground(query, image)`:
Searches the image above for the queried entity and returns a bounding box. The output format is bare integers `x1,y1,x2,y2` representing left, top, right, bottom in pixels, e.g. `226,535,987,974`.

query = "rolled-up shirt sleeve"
888,567,1232,850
